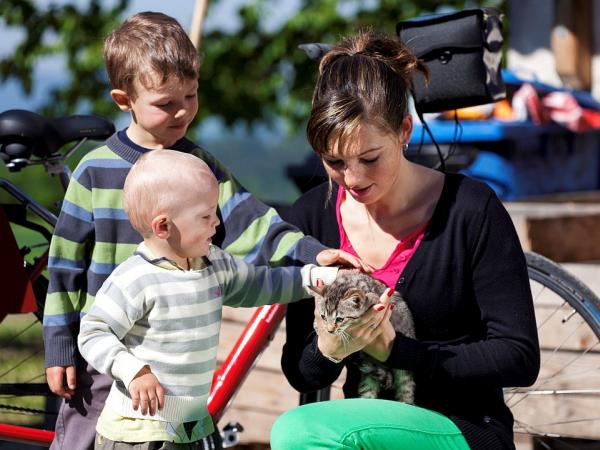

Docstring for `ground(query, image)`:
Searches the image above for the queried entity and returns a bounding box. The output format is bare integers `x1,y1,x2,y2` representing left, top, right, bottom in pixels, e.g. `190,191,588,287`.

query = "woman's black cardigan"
280,173,540,450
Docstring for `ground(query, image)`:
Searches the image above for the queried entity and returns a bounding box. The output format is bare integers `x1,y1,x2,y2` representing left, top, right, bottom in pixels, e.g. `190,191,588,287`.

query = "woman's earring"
402,143,409,153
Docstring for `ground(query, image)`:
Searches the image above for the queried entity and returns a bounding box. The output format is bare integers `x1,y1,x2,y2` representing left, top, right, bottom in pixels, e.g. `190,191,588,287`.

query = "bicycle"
0,108,287,449
0,109,599,450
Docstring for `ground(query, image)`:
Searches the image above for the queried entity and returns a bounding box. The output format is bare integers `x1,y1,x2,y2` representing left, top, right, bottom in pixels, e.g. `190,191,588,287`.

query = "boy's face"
168,183,220,260
116,76,199,149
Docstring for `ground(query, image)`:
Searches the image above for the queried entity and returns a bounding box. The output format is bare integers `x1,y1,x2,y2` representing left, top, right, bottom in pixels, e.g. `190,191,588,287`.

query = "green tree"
0,0,128,118
1,0,505,131
199,0,505,131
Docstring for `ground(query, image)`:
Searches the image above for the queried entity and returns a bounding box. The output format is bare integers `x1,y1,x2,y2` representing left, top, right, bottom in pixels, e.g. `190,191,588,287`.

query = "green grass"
0,314,47,428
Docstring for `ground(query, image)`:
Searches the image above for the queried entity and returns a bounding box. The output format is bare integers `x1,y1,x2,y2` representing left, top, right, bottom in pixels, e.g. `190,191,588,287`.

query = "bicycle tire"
0,272,54,430
507,251,600,447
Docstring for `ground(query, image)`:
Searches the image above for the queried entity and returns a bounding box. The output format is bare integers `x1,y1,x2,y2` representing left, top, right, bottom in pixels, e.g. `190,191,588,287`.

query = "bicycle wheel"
506,251,600,447
0,216,55,432
0,315,54,435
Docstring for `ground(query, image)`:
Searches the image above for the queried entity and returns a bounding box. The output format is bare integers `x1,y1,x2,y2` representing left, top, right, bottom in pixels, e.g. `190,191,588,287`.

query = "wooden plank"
217,320,287,372
215,343,346,445
508,350,600,440
514,434,534,450
215,362,347,414
534,302,599,353
218,406,279,445
530,264,600,353
552,0,592,90
562,263,600,297
505,202,600,262
221,306,255,323
225,367,300,413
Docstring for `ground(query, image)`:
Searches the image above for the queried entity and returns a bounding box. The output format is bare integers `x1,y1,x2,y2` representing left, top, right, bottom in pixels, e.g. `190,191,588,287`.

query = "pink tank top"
336,187,427,289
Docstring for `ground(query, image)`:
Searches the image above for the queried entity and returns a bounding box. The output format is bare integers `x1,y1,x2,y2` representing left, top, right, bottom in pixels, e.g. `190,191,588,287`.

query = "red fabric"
0,207,37,322
512,83,600,132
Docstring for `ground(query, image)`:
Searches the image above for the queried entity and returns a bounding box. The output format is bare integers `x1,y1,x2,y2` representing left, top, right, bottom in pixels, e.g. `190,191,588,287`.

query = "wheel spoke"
510,253,600,445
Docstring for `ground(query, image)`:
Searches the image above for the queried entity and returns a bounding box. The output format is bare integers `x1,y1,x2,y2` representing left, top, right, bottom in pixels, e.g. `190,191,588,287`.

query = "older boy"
44,11,357,450
78,150,337,449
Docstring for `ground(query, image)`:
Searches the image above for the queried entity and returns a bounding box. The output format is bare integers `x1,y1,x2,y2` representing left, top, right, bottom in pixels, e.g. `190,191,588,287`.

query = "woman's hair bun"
319,29,428,85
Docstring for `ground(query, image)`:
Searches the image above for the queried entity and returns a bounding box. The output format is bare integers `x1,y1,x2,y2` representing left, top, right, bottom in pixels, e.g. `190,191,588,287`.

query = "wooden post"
551,0,592,90
189,0,209,49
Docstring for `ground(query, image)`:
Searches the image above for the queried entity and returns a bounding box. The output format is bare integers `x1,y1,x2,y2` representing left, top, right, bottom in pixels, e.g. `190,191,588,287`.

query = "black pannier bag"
396,8,506,114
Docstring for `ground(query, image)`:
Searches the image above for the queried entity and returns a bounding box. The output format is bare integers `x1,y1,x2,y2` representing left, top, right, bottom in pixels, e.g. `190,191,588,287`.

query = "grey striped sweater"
78,244,333,424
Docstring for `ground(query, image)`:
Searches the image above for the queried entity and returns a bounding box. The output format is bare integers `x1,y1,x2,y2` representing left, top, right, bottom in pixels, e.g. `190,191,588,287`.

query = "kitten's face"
314,287,375,335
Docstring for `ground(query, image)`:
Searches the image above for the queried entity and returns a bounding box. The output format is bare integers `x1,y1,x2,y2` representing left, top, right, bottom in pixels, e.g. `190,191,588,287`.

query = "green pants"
271,399,471,450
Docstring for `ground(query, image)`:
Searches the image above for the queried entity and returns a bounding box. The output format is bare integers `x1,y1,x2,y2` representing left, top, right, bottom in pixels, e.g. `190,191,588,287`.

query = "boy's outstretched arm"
197,149,326,267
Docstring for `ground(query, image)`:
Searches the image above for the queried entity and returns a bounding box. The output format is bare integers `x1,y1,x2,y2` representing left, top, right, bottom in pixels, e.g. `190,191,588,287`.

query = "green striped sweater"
44,132,324,368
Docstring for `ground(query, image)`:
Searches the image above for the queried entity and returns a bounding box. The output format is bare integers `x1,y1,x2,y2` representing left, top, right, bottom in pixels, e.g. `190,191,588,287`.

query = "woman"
271,30,540,450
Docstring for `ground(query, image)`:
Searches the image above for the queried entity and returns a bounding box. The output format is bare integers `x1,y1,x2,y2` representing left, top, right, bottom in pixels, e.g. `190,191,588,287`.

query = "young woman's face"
321,120,411,205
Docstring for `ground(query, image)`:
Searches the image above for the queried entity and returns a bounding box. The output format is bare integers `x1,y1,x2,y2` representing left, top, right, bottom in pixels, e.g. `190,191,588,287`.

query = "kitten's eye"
335,317,344,323
321,314,326,321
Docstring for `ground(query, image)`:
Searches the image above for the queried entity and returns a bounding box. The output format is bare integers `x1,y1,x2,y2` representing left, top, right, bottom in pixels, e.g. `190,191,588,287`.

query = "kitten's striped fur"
311,271,416,403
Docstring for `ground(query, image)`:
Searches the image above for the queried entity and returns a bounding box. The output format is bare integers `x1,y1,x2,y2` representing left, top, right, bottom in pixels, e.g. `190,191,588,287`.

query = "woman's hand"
316,248,372,272
316,288,394,361
363,289,397,362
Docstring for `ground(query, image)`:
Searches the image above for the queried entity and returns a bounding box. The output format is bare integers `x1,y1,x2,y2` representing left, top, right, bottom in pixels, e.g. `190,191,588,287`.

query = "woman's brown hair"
307,29,428,155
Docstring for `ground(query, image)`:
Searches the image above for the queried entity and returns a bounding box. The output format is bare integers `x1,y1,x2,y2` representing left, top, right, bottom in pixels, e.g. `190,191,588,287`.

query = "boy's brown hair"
104,11,200,99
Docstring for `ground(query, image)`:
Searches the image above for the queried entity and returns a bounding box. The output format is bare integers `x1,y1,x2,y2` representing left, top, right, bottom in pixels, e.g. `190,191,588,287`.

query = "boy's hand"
316,248,372,272
129,366,165,416
46,365,77,400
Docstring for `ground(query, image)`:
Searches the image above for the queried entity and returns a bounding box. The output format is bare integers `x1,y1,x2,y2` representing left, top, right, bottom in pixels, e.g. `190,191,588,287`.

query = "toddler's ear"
111,89,131,112
151,214,170,239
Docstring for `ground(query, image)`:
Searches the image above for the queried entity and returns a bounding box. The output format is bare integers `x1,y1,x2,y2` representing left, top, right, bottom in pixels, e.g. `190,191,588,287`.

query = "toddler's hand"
128,366,165,416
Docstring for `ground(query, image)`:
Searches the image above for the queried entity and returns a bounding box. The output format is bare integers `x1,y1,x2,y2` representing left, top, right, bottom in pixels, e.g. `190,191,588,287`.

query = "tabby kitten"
310,271,416,404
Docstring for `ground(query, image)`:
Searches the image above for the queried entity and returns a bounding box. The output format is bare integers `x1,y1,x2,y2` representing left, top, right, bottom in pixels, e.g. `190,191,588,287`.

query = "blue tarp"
410,71,600,199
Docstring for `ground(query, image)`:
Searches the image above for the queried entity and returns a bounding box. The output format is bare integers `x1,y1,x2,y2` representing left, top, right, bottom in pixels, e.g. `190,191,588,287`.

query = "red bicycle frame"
0,303,287,446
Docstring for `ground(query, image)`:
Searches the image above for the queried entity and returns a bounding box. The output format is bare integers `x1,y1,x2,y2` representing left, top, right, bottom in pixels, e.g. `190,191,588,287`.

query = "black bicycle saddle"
0,109,115,159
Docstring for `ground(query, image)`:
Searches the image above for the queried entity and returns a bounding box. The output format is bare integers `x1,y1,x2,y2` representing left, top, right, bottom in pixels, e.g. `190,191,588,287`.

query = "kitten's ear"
348,295,363,308
366,293,380,305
